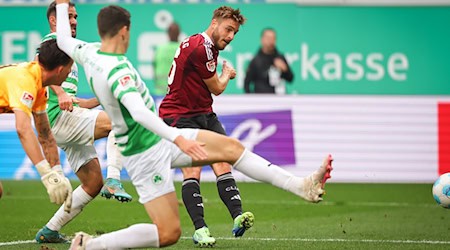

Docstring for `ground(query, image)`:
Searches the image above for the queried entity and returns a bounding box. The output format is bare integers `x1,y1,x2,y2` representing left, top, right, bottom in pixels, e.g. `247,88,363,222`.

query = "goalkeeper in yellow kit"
0,39,73,211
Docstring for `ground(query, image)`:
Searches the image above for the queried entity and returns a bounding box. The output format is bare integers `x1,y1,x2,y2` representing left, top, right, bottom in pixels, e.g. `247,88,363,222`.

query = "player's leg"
36,108,102,243
100,130,132,202
36,146,101,243
72,192,179,249
94,111,132,202
207,114,254,237
163,116,215,246
192,129,333,203
211,162,254,237
181,167,216,247
70,139,181,249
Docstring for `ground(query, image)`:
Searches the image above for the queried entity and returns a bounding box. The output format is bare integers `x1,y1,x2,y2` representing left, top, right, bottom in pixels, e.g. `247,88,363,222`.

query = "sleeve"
191,45,216,80
109,72,139,101
56,3,89,65
8,79,36,117
32,87,48,114
279,55,294,83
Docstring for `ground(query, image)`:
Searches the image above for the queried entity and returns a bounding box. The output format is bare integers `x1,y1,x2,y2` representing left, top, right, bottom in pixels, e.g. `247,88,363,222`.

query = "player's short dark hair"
212,6,246,25
38,39,72,71
261,27,276,37
47,1,75,21
97,5,131,38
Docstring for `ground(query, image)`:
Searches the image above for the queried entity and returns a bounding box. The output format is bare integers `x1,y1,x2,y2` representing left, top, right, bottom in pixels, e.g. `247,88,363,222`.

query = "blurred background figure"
244,27,293,94
153,22,181,96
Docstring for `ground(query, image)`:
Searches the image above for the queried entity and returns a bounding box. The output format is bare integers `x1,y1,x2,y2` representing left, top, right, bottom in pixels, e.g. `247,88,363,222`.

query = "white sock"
233,149,303,195
87,223,159,249
46,185,93,231
106,131,122,180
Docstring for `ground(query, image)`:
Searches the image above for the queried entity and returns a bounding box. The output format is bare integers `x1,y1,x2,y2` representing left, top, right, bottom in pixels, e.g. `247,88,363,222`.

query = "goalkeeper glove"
36,160,73,213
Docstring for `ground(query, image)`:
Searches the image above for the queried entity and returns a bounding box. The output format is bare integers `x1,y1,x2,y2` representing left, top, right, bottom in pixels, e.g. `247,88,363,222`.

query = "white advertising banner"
1,95,449,183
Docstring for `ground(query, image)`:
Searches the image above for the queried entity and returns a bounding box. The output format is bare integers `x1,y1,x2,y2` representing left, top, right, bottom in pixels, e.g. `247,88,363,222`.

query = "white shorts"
51,107,101,172
124,128,198,204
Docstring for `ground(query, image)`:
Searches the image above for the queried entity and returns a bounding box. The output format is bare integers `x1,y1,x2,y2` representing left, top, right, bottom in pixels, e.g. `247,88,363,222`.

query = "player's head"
209,6,246,50
97,5,131,52
260,28,276,54
47,1,77,38
168,22,180,42
38,39,73,86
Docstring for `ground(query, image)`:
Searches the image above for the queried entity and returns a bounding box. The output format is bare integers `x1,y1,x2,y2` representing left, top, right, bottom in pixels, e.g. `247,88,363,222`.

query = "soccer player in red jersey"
159,6,251,246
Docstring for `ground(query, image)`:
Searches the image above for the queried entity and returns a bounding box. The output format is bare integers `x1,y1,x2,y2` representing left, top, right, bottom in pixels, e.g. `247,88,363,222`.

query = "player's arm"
76,97,100,109
55,1,86,64
13,110,47,165
204,61,235,96
32,111,60,167
14,109,72,209
50,85,76,111
119,87,207,161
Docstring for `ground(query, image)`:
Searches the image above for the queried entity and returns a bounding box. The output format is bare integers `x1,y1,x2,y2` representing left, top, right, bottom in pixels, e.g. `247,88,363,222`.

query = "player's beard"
212,29,226,50
71,26,77,38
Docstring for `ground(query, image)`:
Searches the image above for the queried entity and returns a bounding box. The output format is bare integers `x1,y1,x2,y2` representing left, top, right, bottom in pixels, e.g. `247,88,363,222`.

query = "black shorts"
163,112,226,135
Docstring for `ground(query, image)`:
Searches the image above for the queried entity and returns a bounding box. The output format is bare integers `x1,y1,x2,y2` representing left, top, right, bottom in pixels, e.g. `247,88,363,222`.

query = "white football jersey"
71,42,161,156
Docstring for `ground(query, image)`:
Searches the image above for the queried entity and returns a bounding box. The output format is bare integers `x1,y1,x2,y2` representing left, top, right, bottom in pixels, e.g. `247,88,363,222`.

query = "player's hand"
273,58,288,72
58,92,74,112
222,61,236,80
71,97,80,105
41,170,72,206
174,136,208,161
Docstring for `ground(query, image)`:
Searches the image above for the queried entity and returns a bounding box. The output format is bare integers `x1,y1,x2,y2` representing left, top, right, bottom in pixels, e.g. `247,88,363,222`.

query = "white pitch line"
0,240,35,246
180,237,450,245
2,237,449,246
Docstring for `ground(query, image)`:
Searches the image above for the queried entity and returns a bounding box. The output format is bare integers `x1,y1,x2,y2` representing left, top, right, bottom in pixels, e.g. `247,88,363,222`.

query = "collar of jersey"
97,50,125,56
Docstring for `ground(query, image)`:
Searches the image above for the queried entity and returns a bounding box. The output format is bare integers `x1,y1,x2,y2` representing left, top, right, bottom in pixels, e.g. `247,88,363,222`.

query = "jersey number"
167,39,188,94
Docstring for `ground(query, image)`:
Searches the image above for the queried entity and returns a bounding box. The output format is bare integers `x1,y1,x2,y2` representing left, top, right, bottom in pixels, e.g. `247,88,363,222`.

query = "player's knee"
223,137,244,160
182,166,202,179
158,226,181,247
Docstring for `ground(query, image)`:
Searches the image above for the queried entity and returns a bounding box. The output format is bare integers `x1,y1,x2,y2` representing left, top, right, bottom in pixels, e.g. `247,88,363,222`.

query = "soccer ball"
432,173,450,208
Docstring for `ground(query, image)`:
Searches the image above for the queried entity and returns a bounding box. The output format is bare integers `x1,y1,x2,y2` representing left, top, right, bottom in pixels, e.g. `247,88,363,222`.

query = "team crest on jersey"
119,75,132,86
206,60,216,72
20,92,34,108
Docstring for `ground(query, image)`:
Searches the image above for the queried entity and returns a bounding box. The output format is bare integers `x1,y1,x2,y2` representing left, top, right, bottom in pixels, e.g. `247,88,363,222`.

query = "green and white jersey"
41,33,79,127
71,43,162,156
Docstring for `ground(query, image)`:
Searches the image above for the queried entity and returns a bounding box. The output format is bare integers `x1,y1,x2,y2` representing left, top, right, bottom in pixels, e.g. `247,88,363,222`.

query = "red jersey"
159,33,218,118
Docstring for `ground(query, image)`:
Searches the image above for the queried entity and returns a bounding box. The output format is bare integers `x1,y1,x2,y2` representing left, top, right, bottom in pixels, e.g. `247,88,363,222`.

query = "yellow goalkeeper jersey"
0,62,47,116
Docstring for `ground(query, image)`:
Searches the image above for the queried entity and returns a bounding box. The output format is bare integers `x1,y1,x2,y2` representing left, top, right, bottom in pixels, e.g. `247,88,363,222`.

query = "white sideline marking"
0,240,35,246
2,237,449,246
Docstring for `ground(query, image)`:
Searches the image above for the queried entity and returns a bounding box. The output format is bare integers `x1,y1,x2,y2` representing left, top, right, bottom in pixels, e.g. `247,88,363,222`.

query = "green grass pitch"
0,180,448,249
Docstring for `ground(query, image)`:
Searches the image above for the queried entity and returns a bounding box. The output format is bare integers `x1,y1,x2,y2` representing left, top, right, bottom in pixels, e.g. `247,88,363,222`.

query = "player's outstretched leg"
192,227,216,247
100,178,132,202
35,226,69,243
232,211,254,237
299,154,333,203
69,232,92,250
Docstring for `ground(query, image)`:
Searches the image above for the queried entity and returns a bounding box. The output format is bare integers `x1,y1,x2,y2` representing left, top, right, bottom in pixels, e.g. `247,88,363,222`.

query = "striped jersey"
41,33,79,127
70,42,161,156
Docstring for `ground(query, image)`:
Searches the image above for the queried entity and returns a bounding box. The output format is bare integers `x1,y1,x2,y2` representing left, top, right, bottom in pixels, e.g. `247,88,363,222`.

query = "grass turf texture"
0,181,448,249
